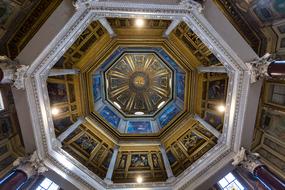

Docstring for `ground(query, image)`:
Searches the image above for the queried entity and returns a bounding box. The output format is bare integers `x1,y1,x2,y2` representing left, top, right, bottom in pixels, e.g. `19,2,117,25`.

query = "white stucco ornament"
246,53,271,83
14,65,29,89
13,151,48,178
180,0,204,13
232,147,263,174
73,0,99,9
0,55,28,89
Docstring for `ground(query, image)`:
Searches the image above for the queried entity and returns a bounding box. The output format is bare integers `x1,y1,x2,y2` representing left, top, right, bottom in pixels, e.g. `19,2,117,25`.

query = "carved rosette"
232,147,263,174
13,151,48,178
246,53,271,83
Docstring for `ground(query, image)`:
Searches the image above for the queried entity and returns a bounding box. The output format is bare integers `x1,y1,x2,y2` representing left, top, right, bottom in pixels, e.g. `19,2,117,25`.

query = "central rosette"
130,72,149,90
105,52,173,117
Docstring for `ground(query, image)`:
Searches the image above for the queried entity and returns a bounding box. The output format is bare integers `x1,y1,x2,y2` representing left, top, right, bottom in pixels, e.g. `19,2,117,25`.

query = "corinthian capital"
246,53,272,83
0,55,28,89
13,65,29,89
73,0,98,9
232,147,263,174
179,0,204,13
13,151,48,178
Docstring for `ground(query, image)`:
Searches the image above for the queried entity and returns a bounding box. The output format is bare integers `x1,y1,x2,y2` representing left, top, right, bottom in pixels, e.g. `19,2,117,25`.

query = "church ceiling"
0,0,63,58
105,52,173,117
90,46,188,134
214,0,285,56
46,17,229,183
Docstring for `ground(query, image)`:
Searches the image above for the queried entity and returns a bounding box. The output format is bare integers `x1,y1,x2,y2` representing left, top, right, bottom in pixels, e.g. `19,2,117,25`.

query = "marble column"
163,19,180,38
247,53,285,83
267,60,285,77
197,66,226,73
0,170,28,190
98,18,116,38
159,145,175,182
233,148,285,190
48,69,80,76
57,117,85,142
194,114,221,138
104,145,119,184
0,55,28,89
0,151,47,190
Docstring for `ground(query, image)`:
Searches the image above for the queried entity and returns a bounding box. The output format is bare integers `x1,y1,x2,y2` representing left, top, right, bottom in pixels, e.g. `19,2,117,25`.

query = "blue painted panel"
92,75,101,102
100,47,124,70
100,106,120,128
158,104,180,127
127,121,152,134
176,73,185,101
157,48,183,73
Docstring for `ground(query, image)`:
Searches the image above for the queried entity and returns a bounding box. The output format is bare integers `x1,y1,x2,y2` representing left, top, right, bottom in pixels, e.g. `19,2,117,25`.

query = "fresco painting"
75,134,98,154
180,132,204,153
204,112,222,128
68,84,76,103
47,83,68,104
118,154,127,169
151,154,160,169
102,150,112,168
208,79,225,100
130,154,149,168
53,117,73,132
253,0,285,23
176,73,185,101
159,104,180,127
166,150,176,165
92,75,101,102
0,116,13,140
127,121,152,134
99,106,120,128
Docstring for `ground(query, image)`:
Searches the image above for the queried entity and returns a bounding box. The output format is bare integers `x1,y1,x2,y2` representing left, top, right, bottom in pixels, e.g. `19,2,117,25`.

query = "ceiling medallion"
105,52,173,117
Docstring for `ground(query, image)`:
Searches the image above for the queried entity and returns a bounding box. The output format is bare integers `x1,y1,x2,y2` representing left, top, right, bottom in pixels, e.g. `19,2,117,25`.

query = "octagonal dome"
91,47,187,134
29,2,254,187
105,52,173,117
